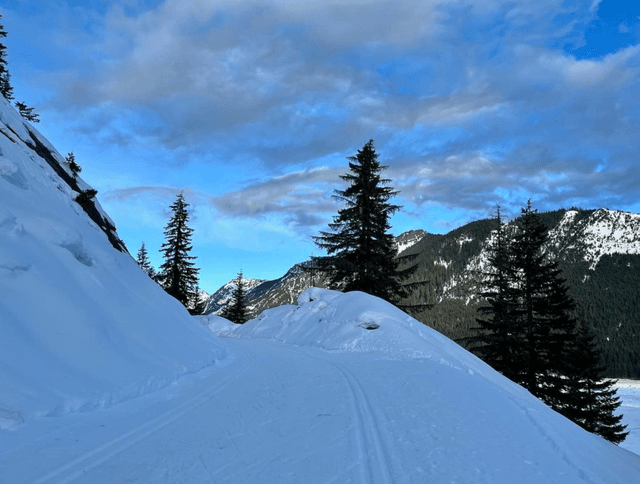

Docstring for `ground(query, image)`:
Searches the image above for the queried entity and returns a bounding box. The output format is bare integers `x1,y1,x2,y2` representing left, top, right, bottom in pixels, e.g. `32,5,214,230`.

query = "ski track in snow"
289,346,394,484
3,337,640,483
29,350,255,484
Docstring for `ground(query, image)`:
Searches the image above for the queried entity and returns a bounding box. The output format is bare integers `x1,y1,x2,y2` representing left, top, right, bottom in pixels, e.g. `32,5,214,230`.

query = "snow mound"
196,313,241,336
231,288,496,377
0,97,225,424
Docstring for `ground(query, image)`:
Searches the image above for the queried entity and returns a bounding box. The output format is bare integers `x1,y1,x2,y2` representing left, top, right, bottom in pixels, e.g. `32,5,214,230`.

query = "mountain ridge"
204,207,640,377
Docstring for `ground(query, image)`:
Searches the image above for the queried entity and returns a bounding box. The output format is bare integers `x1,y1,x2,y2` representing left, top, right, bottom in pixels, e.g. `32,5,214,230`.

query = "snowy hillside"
4,288,640,482
0,97,225,427
549,208,640,269
395,228,427,254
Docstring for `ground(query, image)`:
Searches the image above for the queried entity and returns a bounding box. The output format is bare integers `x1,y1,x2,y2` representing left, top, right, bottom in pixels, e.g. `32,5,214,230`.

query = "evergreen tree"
472,200,627,443
509,200,578,409
66,152,82,179
0,14,13,101
222,271,249,324
157,193,200,309
136,242,156,279
190,284,208,316
563,324,628,444
15,101,39,123
312,139,414,303
469,206,522,382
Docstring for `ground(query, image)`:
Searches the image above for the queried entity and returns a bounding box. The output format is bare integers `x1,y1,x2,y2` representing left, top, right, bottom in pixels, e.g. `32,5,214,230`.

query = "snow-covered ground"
3,290,640,483
616,380,640,457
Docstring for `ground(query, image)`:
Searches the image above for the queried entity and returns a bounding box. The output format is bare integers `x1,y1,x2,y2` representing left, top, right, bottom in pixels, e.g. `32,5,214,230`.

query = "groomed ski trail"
30,349,256,484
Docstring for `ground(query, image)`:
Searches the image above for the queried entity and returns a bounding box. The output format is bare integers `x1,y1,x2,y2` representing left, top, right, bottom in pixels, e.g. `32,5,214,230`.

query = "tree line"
0,13,40,122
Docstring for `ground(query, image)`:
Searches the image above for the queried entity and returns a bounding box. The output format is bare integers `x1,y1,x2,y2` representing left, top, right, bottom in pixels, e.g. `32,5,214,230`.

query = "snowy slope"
0,97,225,427
551,208,640,269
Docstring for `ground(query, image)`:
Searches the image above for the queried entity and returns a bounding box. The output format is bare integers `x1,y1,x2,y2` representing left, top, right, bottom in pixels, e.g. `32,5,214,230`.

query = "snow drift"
0,97,225,427
230,287,506,378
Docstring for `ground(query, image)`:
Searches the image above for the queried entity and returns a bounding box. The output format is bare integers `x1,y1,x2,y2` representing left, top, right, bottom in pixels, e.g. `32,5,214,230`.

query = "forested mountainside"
205,208,640,378
399,208,640,378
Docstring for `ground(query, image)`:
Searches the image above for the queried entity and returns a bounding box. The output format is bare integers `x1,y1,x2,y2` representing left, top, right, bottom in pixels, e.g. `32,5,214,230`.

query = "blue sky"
3,0,640,291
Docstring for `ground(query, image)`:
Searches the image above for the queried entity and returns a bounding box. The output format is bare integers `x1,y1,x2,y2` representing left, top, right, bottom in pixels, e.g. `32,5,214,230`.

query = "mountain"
204,230,427,318
207,208,640,378
0,97,225,427
400,208,640,377
203,277,265,315
395,228,427,254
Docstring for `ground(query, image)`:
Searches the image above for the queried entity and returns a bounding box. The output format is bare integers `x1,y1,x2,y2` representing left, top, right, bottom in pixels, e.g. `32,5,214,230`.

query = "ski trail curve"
30,349,255,484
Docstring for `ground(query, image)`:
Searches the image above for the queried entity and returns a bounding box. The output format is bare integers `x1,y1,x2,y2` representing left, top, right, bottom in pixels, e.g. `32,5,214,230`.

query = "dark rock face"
24,128,128,254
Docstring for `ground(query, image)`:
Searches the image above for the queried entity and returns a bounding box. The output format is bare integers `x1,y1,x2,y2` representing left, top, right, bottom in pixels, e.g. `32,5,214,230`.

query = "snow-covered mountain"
202,277,265,315
407,207,640,377
204,208,640,377
0,97,225,428
395,228,427,254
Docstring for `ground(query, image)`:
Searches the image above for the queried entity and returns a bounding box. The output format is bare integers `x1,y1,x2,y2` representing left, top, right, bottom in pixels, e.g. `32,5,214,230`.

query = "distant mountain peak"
395,229,427,254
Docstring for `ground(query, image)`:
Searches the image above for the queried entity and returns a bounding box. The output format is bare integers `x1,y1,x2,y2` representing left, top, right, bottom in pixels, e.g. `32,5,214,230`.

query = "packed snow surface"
617,380,640,457
4,288,640,483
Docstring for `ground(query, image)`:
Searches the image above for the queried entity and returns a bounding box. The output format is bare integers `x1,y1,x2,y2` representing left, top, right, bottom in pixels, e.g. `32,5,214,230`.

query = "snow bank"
195,313,241,336
230,288,506,383
0,97,225,426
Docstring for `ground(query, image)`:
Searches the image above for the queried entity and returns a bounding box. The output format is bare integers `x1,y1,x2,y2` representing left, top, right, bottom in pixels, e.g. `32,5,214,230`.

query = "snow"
0,96,225,426
617,380,640,456
2,98,640,483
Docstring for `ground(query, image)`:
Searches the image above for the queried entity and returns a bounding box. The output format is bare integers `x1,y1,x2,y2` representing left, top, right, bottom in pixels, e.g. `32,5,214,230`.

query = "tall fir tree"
312,139,414,303
0,13,13,101
509,200,578,409
136,242,156,280
157,193,200,311
469,206,522,382
472,200,627,444
222,271,249,324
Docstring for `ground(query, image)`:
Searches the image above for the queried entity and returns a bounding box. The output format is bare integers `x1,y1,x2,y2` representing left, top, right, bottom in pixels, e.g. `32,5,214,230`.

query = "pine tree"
157,193,200,309
469,206,523,382
509,200,579,410
563,324,628,444
191,284,208,316
222,271,249,324
136,242,156,279
0,14,13,101
65,152,82,179
312,140,414,303
15,101,39,123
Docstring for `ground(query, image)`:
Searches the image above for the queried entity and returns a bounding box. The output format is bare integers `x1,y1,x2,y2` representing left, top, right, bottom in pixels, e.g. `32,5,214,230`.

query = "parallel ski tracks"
30,349,256,484
290,347,395,484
